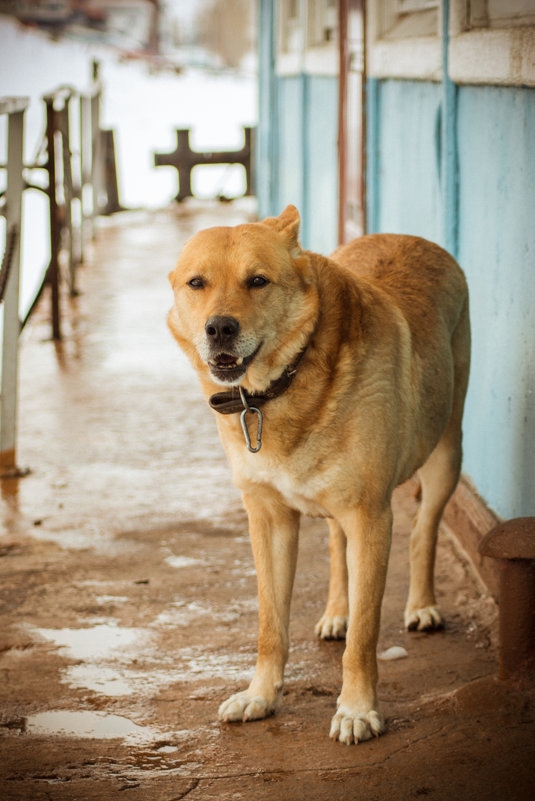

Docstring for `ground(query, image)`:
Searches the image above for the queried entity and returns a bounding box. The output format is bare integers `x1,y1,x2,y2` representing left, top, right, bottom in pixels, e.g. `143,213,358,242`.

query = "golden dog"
167,205,470,745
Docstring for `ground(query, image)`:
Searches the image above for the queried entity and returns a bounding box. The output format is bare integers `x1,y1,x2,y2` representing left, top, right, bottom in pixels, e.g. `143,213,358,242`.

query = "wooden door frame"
338,0,366,244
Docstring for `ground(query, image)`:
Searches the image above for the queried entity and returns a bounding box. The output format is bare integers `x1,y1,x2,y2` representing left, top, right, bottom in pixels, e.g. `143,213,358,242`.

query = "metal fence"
0,63,115,473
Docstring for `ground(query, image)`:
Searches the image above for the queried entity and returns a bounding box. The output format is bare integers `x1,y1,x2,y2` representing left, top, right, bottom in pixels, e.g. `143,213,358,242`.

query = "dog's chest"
234,452,333,518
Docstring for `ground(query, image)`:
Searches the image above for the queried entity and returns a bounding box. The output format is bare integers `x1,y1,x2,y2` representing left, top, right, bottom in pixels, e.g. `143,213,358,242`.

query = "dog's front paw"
404,605,444,632
218,691,277,723
329,704,385,745
315,613,348,640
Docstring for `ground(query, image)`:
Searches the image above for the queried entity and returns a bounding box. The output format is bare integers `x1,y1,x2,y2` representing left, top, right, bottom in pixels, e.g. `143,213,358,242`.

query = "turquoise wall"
271,74,339,254
302,76,339,255
256,2,338,252
274,76,305,216
257,1,534,519
368,78,535,519
456,85,535,518
368,79,443,243
257,68,339,253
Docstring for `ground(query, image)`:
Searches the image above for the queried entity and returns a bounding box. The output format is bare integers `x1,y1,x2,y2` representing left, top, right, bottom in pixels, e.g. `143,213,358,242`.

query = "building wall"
266,74,339,253
456,85,535,517
257,0,339,254
273,76,305,216
303,75,339,253
368,79,442,243
259,1,535,521
367,77,535,521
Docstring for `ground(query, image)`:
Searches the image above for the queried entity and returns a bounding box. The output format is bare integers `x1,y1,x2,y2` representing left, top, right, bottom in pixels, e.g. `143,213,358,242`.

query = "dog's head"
168,206,319,392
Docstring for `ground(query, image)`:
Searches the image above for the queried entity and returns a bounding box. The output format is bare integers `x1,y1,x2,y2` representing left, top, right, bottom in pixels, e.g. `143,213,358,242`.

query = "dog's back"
330,234,468,353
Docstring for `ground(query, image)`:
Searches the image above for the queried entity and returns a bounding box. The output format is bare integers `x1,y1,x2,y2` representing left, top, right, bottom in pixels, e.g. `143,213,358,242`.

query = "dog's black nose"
205,316,240,347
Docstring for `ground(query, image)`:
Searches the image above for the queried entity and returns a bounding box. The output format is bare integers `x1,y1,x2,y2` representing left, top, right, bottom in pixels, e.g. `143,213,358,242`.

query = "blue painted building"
257,1,535,538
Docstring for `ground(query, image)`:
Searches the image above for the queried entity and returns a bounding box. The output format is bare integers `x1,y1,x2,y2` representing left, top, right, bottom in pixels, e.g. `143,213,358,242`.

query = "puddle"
27,623,176,698
30,527,107,552
65,665,135,697
26,621,252,699
29,524,139,556
32,623,151,661
65,664,178,698
26,622,189,698
25,710,160,744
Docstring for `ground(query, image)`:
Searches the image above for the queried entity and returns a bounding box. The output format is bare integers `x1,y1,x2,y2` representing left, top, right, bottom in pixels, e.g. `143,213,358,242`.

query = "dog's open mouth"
208,343,262,383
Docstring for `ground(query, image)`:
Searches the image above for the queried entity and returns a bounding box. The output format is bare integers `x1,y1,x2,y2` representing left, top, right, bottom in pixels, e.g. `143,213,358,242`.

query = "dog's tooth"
236,357,244,365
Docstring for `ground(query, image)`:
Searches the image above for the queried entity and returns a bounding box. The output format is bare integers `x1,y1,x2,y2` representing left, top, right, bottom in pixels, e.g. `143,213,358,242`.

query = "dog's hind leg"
218,489,300,723
405,300,470,632
315,519,349,639
404,428,461,631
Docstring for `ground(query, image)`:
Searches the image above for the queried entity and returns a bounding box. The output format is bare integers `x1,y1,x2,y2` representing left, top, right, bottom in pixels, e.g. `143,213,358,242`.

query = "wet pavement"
1,202,534,800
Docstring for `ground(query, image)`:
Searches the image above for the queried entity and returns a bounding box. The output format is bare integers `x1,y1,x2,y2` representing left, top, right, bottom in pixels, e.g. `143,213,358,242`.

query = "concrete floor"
1,202,534,800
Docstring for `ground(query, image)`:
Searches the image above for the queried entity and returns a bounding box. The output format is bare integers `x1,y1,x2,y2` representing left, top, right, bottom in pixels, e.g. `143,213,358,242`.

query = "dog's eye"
187,277,205,289
248,275,270,289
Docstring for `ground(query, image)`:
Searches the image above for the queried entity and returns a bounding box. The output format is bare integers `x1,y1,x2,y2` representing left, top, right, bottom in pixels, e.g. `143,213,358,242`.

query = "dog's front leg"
218,489,300,723
329,505,392,745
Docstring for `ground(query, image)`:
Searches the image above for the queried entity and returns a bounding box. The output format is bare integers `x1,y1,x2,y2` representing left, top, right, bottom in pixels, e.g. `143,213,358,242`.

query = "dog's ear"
263,205,301,256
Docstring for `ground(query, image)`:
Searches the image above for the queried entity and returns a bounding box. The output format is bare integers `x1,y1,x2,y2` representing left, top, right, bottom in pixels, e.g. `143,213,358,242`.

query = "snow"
0,15,257,315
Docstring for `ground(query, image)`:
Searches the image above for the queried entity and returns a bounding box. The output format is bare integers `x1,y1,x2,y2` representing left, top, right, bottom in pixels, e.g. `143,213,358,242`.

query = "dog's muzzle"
205,316,261,384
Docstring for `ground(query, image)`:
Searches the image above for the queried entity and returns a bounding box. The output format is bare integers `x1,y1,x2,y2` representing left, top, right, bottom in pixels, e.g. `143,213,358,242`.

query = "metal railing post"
79,92,92,255
58,92,77,295
44,93,62,340
90,61,104,226
0,97,29,472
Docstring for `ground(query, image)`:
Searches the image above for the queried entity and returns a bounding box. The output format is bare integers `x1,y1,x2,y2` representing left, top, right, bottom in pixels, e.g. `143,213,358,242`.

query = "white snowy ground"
0,14,257,315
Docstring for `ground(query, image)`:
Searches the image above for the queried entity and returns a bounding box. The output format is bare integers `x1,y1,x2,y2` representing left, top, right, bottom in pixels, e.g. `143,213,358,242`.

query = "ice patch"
165,555,202,569
378,646,409,661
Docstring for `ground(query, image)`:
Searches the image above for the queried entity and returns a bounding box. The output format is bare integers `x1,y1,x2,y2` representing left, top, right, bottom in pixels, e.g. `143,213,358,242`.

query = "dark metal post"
244,127,255,197
90,62,104,227
45,95,62,340
58,93,78,295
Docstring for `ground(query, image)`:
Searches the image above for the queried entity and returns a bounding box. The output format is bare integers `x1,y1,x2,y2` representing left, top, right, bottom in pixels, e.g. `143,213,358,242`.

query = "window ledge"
367,36,442,81
450,26,535,87
277,45,338,77
303,45,338,76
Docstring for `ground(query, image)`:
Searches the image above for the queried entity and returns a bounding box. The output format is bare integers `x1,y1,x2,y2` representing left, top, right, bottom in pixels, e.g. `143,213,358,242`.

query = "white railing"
0,63,118,473
0,96,28,474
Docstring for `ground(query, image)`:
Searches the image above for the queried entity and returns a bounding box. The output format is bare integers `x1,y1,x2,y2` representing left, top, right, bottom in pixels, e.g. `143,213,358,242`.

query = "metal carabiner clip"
239,386,263,453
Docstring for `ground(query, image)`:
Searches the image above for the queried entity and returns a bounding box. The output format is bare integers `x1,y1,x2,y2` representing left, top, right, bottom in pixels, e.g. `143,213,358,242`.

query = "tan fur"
168,205,471,745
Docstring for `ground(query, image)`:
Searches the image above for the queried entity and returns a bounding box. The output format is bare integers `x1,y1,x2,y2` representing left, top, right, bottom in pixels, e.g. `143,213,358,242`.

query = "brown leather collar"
208,348,307,415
